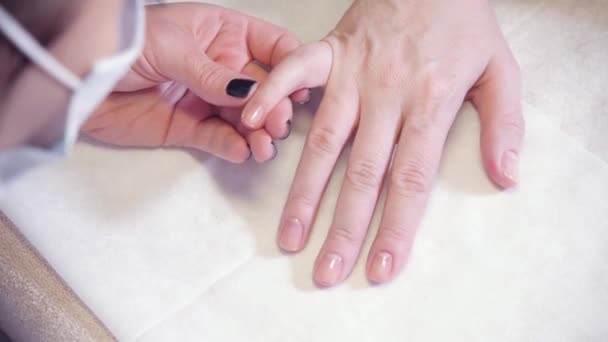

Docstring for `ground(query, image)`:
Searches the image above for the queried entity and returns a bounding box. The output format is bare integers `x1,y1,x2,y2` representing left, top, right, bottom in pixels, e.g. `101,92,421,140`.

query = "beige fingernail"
502,150,519,184
243,105,264,128
368,251,393,284
314,253,343,287
279,217,303,252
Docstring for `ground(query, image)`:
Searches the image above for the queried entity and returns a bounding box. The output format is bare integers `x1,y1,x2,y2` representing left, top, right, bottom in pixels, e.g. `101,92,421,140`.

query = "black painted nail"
246,143,253,160
279,120,292,140
270,141,278,161
226,79,257,98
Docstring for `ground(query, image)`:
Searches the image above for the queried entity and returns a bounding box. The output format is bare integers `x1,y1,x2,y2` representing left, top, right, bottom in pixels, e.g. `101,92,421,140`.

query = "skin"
1,1,308,163
2,0,522,287
83,3,310,163
242,0,525,286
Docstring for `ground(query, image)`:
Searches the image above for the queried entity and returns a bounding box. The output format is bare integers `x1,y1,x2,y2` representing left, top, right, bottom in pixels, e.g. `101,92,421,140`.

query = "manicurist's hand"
83,3,309,163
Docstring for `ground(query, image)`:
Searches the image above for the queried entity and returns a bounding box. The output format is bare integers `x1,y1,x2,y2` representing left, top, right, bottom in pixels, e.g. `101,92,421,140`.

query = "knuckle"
379,224,411,243
306,126,343,156
406,71,455,128
326,29,356,50
195,61,225,88
390,159,433,197
376,61,406,90
330,225,361,246
288,191,317,212
345,157,385,192
500,111,525,139
402,114,441,137
416,69,454,112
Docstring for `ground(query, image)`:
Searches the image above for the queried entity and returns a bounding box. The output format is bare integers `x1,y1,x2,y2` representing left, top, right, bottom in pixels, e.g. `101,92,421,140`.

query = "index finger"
278,75,358,253
241,42,332,129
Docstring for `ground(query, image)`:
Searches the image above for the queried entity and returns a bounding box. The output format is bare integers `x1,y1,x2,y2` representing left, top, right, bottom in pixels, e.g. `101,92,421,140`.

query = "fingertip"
313,252,344,288
224,135,251,164
241,103,265,129
265,99,293,140
499,149,520,187
290,88,312,104
483,148,520,189
278,217,305,252
366,251,394,285
248,130,276,162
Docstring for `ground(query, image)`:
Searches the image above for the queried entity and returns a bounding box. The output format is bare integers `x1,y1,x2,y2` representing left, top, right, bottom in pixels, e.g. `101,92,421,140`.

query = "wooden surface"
0,211,115,342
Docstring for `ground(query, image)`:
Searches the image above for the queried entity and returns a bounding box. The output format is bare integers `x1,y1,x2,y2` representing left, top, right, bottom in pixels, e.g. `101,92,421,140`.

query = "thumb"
155,35,258,107
241,41,333,129
471,51,525,189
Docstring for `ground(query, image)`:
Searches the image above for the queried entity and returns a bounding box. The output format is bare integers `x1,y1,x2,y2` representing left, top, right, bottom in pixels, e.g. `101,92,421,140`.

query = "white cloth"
1,0,607,341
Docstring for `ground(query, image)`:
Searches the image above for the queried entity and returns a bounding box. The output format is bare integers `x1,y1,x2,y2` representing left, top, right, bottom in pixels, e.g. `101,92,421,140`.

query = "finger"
217,107,275,162
241,42,333,129
277,75,358,255
367,103,458,284
471,52,524,189
160,40,259,107
313,102,400,287
248,130,277,162
166,92,250,163
241,62,293,140
245,14,301,67
193,117,251,163
290,88,312,105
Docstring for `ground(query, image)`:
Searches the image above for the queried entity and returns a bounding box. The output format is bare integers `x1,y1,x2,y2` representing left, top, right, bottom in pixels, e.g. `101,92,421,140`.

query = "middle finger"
313,100,401,287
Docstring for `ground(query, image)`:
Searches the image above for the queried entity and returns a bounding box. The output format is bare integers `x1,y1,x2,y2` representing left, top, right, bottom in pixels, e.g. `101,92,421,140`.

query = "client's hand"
242,0,524,285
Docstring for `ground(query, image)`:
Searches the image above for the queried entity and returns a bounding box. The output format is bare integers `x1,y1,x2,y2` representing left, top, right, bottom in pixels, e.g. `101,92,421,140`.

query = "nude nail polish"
315,253,343,287
368,251,393,284
502,150,519,184
279,217,303,252
243,105,264,128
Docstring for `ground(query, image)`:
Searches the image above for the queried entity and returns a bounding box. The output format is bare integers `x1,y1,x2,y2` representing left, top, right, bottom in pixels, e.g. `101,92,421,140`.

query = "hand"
83,3,309,163
242,0,524,285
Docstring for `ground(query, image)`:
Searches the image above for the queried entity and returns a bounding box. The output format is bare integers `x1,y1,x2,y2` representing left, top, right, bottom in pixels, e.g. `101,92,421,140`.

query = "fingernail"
226,79,256,98
314,253,343,287
279,120,292,140
279,217,303,252
269,141,278,161
296,89,312,105
502,150,519,184
368,251,393,284
243,105,264,128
